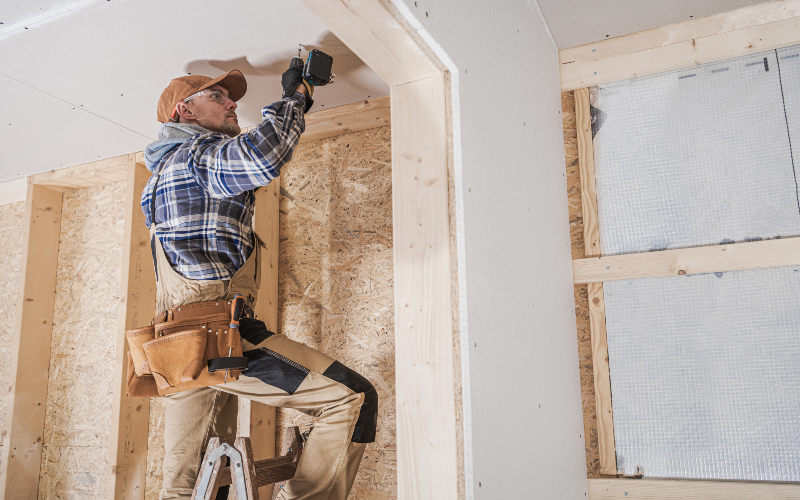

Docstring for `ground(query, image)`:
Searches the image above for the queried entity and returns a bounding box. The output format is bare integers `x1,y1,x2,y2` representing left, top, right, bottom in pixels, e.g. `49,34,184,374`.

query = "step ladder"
191,427,304,500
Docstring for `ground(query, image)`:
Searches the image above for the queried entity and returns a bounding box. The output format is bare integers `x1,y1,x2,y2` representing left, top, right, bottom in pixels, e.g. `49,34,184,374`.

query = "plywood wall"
275,125,395,499
144,125,395,499
0,201,26,472
38,181,126,499
561,90,601,477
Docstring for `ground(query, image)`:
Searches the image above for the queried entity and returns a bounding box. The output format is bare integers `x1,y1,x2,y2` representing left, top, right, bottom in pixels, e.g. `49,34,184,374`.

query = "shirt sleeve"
184,92,307,198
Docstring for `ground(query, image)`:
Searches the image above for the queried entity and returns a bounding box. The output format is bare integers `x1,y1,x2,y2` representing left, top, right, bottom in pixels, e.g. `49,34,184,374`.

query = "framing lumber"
559,0,800,91
0,181,63,499
575,88,616,475
0,178,27,207
391,75,458,500
300,96,390,143
107,159,156,499
33,153,134,191
573,237,800,284
242,176,283,500
588,478,800,499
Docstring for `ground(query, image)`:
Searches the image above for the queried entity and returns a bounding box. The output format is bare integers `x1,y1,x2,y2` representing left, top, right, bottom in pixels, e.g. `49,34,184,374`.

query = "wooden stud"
392,75,458,500
107,160,156,499
572,236,800,283
300,96,390,143
559,1,800,90
588,478,800,499
0,180,63,499
575,87,617,474
241,176,282,500
33,153,133,192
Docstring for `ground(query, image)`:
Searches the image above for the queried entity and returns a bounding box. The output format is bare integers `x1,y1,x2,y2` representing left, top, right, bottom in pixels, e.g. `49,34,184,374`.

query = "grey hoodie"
143,122,212,172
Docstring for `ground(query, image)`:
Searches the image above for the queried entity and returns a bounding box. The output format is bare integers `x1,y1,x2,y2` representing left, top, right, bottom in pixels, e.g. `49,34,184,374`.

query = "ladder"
191,427,304,500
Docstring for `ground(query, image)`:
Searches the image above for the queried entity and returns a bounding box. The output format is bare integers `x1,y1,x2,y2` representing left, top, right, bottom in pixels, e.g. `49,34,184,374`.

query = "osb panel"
562,90,600,477
145,397,166,500
38,182,126,499
276,126,396,500
0,201,25,462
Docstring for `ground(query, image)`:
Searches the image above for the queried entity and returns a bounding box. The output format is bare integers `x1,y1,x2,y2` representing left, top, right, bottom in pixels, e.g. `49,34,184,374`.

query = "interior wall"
0,201,25,478
393,0,588,496
38,181,126,498
143,126,395,499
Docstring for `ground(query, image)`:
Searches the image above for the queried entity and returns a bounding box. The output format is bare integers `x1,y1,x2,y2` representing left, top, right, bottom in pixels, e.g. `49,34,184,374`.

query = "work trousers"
160,319,378,500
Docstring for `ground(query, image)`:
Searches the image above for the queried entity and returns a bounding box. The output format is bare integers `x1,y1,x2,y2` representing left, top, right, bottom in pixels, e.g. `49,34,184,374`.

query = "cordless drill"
290,45,335,87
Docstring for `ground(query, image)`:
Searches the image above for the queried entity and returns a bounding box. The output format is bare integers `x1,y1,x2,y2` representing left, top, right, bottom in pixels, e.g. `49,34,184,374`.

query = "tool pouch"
126,352,159,398
124,303,248,397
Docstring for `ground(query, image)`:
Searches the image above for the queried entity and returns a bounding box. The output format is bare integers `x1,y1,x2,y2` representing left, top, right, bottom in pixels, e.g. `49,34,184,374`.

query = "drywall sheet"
38,182,125,499
604,266,800,481
592,48,800,255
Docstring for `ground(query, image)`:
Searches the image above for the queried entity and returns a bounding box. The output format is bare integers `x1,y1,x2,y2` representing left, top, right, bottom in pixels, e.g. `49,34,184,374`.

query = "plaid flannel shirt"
141,93,305,280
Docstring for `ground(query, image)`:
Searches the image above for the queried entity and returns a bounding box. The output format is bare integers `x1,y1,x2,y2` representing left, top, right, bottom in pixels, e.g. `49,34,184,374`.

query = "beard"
214,117,241,137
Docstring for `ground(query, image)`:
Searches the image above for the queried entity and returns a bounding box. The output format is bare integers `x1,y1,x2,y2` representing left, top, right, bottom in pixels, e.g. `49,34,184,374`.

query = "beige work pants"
160,332,373,500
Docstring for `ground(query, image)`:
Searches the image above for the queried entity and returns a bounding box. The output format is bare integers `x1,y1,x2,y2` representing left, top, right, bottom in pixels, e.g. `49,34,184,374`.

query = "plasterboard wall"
395,0,587,497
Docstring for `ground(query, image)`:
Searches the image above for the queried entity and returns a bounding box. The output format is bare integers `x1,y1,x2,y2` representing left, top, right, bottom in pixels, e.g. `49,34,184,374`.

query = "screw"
208,461,213,466
236,463,241,468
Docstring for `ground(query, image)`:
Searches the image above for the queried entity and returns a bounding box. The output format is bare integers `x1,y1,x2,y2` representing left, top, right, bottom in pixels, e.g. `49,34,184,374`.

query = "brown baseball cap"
156,69,247,123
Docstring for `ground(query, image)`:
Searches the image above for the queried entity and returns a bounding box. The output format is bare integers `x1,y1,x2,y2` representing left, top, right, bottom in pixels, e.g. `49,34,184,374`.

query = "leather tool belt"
125,296,250,397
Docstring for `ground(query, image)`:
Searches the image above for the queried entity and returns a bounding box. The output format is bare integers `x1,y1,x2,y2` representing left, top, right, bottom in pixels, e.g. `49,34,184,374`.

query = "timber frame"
567,1,800,497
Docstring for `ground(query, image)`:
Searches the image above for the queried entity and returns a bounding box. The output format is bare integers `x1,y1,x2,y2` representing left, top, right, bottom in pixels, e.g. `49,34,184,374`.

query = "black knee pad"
239,317,276,345
322,361,378,443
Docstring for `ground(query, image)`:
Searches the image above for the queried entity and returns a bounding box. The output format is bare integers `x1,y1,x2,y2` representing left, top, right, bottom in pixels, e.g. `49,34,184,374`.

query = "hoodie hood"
144,122,211,172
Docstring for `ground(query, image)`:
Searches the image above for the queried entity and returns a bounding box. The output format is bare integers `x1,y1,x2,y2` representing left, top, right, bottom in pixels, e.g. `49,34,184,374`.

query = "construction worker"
142,67,377,499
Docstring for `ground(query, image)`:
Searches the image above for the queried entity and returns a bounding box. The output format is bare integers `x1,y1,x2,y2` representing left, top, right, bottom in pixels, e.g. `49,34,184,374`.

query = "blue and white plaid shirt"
141,93,305,280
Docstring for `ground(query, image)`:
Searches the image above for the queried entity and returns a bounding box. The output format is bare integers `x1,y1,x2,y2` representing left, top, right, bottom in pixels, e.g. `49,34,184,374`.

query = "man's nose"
227,99,237,112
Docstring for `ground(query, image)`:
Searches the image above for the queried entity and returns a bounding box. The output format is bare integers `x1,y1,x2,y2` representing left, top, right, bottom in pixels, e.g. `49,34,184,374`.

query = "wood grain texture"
296,0,439,86
559,1,800,90
108,161,156,500
0,178,28,207
587,283,615,475
588,478,800,499
392,75,457,500
562,90,601,476
32,154,133,192
575,88,600,259
573,237,800,283
0,181,63,499
301,96,390,143
575,88,616,475
247,177,281,500
560,0,800,65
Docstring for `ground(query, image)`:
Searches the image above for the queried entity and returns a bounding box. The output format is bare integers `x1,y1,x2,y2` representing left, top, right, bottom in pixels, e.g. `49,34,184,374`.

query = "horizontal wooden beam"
572,237,800,284
559,0,800,90
300,96,390,143
588,478,800,499
32,153,134,191
0,178,27,207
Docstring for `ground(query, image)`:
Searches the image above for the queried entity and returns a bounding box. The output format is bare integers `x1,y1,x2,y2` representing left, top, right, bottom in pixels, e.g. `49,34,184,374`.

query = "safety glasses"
183,88,233,106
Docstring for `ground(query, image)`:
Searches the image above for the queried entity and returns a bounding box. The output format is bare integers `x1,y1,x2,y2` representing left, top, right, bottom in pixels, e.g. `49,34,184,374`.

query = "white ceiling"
536,0,771,49
0,0,389,182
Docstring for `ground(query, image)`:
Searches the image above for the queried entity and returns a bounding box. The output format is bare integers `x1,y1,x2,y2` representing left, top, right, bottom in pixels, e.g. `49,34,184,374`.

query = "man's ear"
175,101,196,121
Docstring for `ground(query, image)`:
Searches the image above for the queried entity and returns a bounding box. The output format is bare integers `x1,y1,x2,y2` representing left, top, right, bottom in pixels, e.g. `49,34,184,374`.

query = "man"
142,67,377,500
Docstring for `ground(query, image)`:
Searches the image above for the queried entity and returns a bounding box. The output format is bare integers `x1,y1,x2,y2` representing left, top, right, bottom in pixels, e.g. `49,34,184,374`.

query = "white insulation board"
604,266,800,481
592,47,800,256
